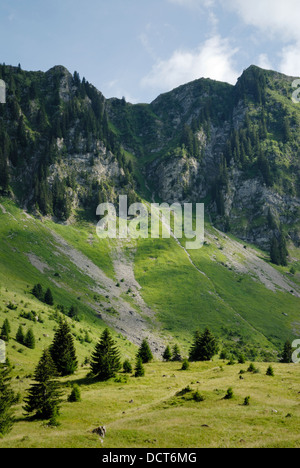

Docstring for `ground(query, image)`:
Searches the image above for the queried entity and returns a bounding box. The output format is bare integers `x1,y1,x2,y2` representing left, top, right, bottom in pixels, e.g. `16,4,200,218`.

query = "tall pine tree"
50,320,78,376
0,361,16,436
137,339,153,364
90,328,121,381
189,328,219,362
23,349,62,420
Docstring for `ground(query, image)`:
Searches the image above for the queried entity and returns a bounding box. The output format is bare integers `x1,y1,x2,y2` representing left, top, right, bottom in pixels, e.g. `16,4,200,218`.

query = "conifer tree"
281,340,293,364
134,356,145,378
0,360,15,436
44,288,54,306
163,345,172,362
123,360,133,374
270,237,281,266
0,319,11,342
137,339,153,364
24,328,35,349
172,344,182,362
50,320,78,376
189,328,219,362
90,328,121,381
23,349,62,420
16,325,25,345
32,284,43,301
68,384,81,403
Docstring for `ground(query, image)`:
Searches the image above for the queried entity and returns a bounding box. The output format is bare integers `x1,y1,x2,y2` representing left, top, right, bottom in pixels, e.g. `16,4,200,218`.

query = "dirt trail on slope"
48,229,166,355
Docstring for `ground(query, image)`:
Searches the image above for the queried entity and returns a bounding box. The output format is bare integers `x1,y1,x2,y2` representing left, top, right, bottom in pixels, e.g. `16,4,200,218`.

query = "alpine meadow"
0,60,300,449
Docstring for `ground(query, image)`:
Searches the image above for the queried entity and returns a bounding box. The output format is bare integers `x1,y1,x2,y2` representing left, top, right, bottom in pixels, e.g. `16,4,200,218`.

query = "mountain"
0,63,300,361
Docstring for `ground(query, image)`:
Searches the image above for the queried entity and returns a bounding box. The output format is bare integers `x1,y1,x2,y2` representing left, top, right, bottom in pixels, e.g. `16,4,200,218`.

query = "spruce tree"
68,384,81,403
281,340,293,364
24,328,35,349
90,328,121,381
137,339,153,364
0,319,11,342
0,361,15,436
163,345,172,362
172,344,182,362
23,349,62,420
270,237,281,266
50,320,78,376
16,325,25,345
44,288,54,306
123,360,133,374
189,328,219,362
134,357,145,378
32,284,43,301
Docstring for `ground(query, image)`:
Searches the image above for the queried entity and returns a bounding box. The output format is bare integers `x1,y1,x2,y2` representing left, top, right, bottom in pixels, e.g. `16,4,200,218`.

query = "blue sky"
0,0,300,103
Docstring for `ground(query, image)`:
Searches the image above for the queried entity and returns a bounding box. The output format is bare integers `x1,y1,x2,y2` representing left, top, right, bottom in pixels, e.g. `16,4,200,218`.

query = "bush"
224,387,234,400
193,391,205,402
181,359,190,371
68,384,81,402
238,355,246,364
266,366,274,377
123,360,133,374
176,386,192,397
243,396,251,406
247,363,258,373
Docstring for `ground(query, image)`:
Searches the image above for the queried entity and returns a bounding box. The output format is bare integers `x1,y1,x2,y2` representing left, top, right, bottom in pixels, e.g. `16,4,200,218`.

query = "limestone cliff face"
1,63,299,250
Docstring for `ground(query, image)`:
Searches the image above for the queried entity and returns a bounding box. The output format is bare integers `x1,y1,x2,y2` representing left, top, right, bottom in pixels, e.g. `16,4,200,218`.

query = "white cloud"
141,35,239,93
225,0,300,42
279,45,300,77
224,0,300,77
257,54,273,71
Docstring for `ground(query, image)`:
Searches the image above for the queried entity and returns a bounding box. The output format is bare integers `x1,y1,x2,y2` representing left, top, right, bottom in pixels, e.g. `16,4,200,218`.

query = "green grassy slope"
1,360,300,448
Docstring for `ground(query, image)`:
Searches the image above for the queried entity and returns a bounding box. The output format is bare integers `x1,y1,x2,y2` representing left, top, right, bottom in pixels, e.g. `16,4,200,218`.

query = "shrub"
266,366,274,377
123,360,133,374
247,363,258,373
193,391,205,402
176,386,192,397
224,387,234,400
243,396,251,406
68,384,81,402
181,359,190,371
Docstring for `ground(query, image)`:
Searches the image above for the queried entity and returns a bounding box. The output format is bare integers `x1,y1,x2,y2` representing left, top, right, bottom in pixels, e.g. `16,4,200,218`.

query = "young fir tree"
24,328,35,349
44,288,54,306
23,349,62,420
50,320,78,376
280,340,293,364
32,284,44,301
134,356,145,378
172,344,182,362
0,360,16,436
162,345,172,362
123,360,133,374
16,325,25,345
137,339,153,364
90,328,121,381
68,384,81,403
189,328,219,362
0,319,11,342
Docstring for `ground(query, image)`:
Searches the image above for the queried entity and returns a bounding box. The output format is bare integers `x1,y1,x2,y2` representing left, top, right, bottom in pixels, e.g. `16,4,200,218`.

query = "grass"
1,360,300,448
